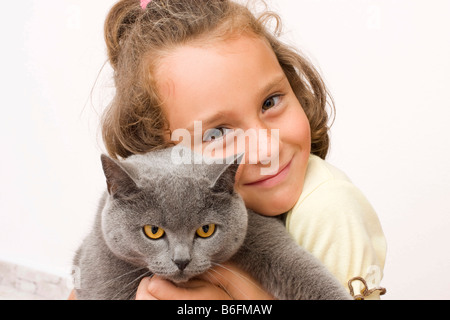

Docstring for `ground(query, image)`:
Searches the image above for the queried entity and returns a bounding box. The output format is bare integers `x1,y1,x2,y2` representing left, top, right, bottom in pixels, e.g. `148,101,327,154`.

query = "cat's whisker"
125,271,154,300
208,266,251,300
211,262,264,290
98,266,149,289
204,270,234,299
110,270,152,300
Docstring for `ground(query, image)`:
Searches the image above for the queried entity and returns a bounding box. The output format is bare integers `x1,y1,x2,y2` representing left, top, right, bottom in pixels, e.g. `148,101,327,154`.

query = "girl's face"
156,35,311,216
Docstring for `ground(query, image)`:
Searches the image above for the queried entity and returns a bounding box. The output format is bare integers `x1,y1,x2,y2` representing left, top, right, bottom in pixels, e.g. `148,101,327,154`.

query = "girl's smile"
156,34,311,216
243,157,292,188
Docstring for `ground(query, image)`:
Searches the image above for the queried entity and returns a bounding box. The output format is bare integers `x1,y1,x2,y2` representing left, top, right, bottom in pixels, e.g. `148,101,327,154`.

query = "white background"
1,0,449,299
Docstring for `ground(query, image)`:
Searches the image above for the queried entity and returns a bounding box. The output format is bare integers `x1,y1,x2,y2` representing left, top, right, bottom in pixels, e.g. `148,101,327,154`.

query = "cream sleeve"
285,179,387,300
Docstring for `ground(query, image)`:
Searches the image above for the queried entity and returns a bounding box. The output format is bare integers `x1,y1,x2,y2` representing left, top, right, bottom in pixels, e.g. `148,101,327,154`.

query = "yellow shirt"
285,154,387,300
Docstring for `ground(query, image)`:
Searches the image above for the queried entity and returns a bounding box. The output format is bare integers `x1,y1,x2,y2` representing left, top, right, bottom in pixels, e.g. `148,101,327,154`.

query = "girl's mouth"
244,158,292,188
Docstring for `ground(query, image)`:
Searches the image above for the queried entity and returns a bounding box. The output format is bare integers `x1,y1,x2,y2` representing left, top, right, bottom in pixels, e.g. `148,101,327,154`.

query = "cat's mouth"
155,269,204,284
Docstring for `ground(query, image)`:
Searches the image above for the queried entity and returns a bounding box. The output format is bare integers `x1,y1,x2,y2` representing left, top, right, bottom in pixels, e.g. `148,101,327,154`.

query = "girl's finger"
147,275,192,300
147,275,232,300
135,276,158,300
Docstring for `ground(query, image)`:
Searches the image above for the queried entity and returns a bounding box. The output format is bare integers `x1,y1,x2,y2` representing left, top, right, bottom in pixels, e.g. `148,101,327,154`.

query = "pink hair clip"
140,0,151,9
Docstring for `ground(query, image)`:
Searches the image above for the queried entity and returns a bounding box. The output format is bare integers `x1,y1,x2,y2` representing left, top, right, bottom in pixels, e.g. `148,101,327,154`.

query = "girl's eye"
196,224,216,238
143,225,165,240
203,127,232,142
262,95,281,112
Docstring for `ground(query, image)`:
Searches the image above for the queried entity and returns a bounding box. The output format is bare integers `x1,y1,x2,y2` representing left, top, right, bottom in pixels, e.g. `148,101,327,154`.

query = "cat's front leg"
231,211,352,300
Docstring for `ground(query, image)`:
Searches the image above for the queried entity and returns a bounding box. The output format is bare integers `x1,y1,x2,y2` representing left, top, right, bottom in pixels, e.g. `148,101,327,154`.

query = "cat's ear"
100,154,139,199
210,153,244,194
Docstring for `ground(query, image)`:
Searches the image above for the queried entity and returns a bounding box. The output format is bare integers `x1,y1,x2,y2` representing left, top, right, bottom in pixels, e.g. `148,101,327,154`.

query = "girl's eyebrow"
185,112,228,132
258,73,287,98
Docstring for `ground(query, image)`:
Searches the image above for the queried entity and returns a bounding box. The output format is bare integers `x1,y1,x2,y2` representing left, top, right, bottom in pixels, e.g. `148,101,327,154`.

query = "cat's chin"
159,271,202,284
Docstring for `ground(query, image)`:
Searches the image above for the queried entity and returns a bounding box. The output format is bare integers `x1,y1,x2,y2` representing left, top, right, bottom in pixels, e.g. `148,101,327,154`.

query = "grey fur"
73,146,352,300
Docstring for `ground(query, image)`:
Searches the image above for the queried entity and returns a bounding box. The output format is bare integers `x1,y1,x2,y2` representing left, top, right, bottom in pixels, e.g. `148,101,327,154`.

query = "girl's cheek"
234,164,245,187
282,105,311,148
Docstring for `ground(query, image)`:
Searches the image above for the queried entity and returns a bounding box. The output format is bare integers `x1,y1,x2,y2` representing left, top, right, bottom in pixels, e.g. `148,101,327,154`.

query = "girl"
81,0,386,300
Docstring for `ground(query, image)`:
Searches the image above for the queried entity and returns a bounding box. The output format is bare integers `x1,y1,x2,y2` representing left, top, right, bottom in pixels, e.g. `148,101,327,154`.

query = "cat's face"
100,147,248,283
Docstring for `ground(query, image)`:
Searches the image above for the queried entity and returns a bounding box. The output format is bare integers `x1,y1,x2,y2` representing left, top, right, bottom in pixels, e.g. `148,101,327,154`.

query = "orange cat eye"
143,225,165,239
196,224,216,238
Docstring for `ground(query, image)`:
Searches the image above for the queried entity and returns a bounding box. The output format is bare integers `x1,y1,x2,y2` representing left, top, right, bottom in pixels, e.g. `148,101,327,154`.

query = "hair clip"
140,0,151,10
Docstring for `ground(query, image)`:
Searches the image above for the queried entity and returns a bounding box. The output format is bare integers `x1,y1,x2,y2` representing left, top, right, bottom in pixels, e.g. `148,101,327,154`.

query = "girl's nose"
255,128,280,165
235,122,281,172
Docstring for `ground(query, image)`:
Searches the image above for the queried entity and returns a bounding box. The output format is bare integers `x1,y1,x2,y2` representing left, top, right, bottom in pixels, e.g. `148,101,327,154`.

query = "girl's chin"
247,196,298,216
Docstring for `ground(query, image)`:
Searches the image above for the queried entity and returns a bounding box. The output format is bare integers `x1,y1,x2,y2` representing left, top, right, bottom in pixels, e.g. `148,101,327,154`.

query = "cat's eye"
143,225,165,240
196,224,216,238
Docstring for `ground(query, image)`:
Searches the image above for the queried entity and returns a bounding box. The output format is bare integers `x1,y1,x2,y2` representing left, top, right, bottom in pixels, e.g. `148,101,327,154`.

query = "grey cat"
73,146,351,300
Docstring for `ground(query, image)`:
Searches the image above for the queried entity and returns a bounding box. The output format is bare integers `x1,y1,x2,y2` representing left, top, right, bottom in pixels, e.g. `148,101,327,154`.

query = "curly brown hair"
102,0,334,159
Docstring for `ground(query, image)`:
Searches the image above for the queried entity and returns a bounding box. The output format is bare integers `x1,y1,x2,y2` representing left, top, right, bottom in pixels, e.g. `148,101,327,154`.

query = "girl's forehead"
155,35,285,129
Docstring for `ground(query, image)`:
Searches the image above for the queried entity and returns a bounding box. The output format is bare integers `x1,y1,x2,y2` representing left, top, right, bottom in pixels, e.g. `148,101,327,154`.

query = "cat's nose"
173,258,190,271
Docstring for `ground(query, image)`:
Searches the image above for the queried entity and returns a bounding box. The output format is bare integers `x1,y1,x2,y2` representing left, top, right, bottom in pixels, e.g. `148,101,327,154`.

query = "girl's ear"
210,153,244,194
100,154,139,199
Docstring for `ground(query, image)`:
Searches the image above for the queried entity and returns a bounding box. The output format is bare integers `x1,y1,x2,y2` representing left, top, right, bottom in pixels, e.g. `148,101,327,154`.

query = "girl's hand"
135,263,274,300
135,275,232,300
